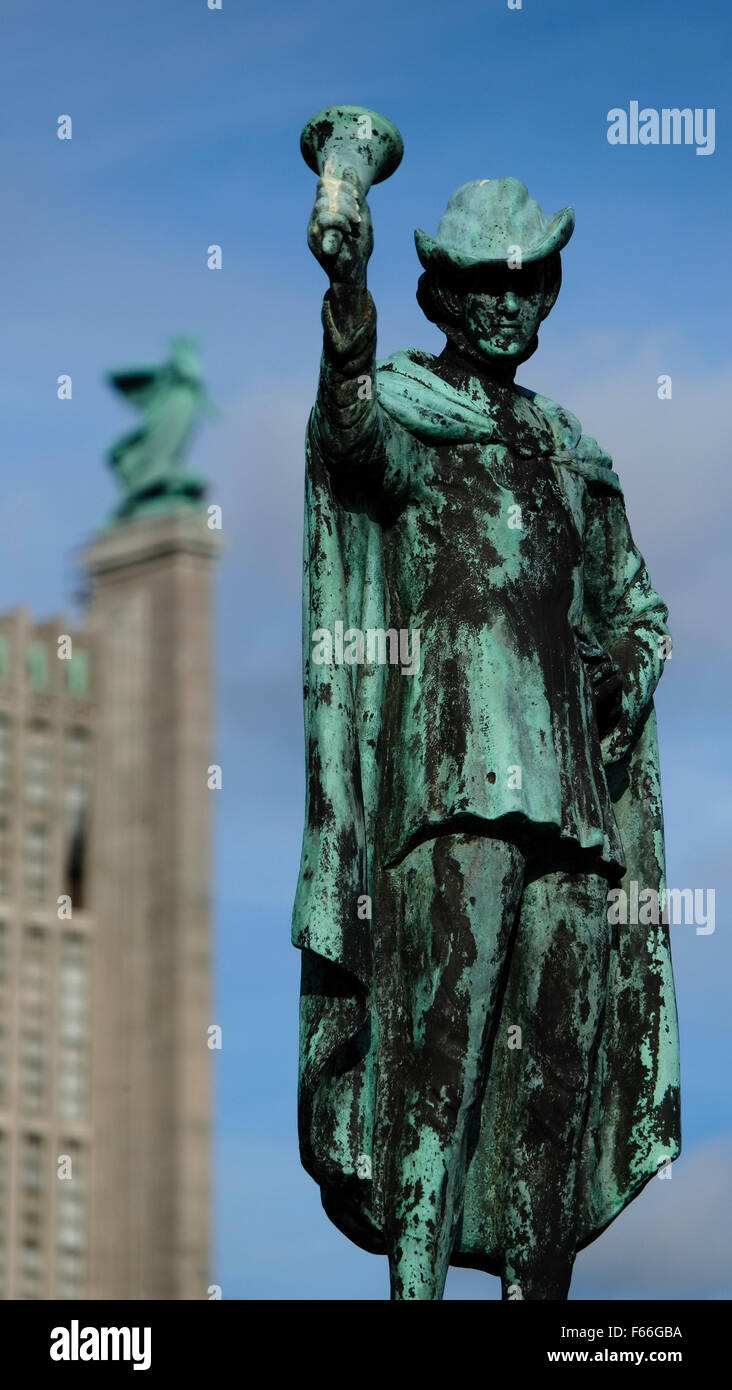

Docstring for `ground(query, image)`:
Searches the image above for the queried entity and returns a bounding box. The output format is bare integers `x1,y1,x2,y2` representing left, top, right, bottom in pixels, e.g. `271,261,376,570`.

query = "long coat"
292,317,681,1271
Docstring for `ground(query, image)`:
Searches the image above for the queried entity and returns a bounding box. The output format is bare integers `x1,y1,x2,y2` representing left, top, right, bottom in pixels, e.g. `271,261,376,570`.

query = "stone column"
83,507,219,1300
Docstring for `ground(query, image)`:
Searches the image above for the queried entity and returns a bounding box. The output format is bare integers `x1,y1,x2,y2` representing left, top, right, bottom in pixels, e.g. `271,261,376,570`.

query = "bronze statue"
106,336,210,520
293,106,680,1301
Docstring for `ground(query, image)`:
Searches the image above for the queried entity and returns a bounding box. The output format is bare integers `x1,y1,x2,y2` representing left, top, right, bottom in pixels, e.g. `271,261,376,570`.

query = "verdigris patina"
106,336,210,521
293,106,680,1301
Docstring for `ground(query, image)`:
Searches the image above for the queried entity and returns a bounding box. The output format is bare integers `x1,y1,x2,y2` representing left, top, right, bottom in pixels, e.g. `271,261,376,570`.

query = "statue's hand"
307,169,373,286
574,623,624,739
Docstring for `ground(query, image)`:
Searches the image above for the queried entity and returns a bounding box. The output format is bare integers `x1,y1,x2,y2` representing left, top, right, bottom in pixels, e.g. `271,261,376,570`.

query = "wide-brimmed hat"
415,177,574,273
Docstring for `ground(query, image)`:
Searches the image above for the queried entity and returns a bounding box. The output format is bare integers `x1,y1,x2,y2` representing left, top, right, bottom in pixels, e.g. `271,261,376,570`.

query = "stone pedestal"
83,507,220,1300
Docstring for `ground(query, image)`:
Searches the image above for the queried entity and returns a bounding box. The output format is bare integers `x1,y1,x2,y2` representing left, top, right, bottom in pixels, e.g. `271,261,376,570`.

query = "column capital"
81,507,222,580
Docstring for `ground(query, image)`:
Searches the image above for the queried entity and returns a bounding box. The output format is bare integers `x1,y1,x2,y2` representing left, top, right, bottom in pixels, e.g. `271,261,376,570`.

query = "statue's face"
460,262,547,363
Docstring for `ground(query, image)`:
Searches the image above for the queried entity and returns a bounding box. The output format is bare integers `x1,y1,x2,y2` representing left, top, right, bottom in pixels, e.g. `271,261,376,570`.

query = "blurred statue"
106,336,210,520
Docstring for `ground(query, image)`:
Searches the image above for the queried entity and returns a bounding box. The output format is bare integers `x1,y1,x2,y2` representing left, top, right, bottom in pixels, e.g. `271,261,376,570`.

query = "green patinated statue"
106,336,210,521
293,107,680,1301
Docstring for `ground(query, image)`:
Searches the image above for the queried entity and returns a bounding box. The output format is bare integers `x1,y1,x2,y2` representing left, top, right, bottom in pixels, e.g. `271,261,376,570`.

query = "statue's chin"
471,332,531,356
459,332,540,372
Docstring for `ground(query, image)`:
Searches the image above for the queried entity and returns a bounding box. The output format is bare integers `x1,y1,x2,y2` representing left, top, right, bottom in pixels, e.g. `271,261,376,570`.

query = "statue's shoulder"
518,386,624,496
375,349,436,436
376,349,491,443
377,347,434,381
517,385,583,450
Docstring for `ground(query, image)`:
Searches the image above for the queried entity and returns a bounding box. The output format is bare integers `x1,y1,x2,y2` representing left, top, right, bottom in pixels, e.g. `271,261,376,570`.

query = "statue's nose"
502,291,520,317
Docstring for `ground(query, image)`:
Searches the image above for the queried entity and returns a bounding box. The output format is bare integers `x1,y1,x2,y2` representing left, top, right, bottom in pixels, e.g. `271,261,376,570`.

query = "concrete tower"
83,506,219,1299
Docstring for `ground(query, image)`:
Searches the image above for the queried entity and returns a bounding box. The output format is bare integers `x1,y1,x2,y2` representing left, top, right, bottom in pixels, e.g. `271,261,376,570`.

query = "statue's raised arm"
301,107,403,483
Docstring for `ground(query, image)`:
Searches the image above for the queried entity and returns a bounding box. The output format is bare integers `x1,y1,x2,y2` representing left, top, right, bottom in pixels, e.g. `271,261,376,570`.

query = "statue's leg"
380,831,524,1300
499,861,612,1300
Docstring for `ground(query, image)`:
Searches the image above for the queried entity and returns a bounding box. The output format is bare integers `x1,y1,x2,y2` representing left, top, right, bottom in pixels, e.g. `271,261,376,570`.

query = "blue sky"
2,0,731,1298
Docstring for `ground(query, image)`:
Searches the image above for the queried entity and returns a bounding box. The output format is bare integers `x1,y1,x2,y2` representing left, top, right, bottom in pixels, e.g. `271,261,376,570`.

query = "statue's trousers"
374,829,613,1298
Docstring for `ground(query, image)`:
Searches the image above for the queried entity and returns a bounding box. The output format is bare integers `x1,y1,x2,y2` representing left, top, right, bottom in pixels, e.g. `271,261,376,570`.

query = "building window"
21,926,45,1007
56,1139,86,1298
65,727,89,779
24,825,47,904
25,726,51,806
0,715,11,798
0,817,9,900
67,652,88,697
18,1133,45,1299
58,934,89,1121
20,1029,45,1112
64,729,89,910
21,928,47,1112
21,1133,44,1193
26,644,49,692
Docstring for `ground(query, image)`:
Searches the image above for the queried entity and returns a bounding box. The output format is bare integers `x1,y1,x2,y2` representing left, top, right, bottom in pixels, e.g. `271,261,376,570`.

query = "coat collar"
377,349,553,456
376,349,623,492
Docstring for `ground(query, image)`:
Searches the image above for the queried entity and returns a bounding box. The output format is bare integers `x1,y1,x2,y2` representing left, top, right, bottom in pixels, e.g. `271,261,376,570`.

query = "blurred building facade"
0,611,94,1299
0,506,218,1299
